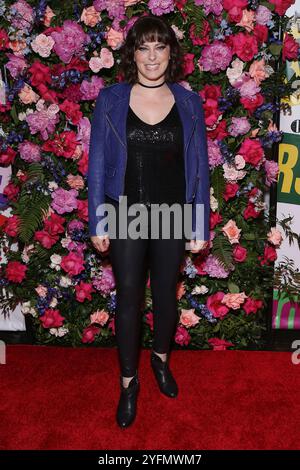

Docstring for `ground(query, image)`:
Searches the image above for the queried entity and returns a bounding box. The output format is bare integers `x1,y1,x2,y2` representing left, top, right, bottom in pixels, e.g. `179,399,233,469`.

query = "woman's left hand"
189,239,209,253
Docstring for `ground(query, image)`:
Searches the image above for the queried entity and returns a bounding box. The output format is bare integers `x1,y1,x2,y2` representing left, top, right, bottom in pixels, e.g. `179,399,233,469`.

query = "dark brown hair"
119,15,185,84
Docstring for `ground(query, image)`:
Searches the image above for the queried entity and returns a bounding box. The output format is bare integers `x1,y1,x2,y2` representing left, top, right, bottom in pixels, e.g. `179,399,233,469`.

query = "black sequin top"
123,102,186,206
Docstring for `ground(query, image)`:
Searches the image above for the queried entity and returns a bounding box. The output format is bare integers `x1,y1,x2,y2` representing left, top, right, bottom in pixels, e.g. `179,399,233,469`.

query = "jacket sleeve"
88,88,108,237
191,94,210,242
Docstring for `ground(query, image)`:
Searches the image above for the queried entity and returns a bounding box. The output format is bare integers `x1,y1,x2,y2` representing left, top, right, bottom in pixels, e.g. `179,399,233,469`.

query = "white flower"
49,297,58,308
192,285,209,295
48,181,58,191
49,327,69,337
50,254,61,270
59,276,73,288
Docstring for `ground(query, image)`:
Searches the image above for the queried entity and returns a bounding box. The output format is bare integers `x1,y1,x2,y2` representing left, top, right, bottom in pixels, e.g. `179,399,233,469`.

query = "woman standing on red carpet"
88,15,210,428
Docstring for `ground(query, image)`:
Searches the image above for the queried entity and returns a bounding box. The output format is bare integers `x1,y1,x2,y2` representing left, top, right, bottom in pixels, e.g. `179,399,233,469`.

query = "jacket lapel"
105,81,198,154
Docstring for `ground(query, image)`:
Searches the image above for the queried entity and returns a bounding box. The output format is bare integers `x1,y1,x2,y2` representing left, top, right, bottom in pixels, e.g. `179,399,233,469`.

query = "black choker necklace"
137,81,165,88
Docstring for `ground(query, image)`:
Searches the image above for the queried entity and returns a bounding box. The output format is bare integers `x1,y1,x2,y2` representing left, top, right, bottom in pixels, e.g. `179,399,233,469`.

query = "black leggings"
105,196,187,377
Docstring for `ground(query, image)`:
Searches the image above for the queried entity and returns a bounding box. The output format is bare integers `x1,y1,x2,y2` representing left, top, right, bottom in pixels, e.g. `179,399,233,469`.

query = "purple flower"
92,266,116,294
237,75,261,99
10,0,34,31
26,109,59,141
199,41,233,74
77,117,91,151
50,20,90,64
264,160,279,187
228,117,251,137
208,139,224,168
5,53,28,79
68,219,84,232
195,0,223,16
93,0,125,19
203,254,232,278
256,5,272,26
18,140,41,163
148,0,175,16
80,76,105,101
51,188,78,215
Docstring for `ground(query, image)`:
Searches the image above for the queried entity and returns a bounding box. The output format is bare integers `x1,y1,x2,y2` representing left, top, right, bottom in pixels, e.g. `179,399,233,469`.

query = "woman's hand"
189,239,209,253
91,234,110,253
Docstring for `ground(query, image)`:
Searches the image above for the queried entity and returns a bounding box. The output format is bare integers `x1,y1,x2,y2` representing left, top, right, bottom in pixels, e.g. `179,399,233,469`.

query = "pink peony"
82,325,100,343
50,20,90,64
51,188,78,215
75,281,95,302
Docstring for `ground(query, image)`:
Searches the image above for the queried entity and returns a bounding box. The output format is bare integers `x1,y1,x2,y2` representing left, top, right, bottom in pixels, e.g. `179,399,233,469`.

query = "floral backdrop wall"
0,0,298,348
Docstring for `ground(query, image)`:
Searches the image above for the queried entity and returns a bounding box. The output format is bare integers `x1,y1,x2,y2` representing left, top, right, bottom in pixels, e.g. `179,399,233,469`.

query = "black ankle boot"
116,372,139,428
151,351,178,398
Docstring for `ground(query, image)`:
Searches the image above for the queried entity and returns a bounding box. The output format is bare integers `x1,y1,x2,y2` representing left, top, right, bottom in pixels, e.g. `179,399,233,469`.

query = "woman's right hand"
91,234,110,253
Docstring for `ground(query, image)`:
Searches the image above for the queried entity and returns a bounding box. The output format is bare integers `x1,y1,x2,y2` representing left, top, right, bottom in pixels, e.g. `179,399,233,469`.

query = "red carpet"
0,345,299,450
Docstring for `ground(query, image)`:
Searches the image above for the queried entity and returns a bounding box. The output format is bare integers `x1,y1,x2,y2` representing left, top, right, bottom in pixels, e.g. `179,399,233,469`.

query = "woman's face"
134,40,170,82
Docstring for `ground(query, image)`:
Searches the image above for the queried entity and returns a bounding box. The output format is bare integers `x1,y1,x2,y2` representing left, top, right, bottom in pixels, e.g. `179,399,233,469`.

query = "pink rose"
81,6,101,27
90,309,109,326
267,227,283,247
221,292,247,310
174,325,191,346
106,27,124,50
31,33,55,58
179,309,200,328
222,219,241,244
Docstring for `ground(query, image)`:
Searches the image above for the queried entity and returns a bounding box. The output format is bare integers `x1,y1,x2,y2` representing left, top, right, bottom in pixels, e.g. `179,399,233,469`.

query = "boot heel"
116,372,139,428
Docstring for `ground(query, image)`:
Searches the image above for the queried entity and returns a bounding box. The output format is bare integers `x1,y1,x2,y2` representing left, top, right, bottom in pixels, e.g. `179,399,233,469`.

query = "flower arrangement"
0,0,298,348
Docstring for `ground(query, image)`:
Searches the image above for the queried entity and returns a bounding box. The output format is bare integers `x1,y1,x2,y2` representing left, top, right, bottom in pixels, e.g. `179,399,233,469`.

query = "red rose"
282,33,299,61
78,149,88,175
210,211,223,229
59,99,83,125
224,183,239,201
77,199,88,221
233,244,247,262
243,202,261,220
61,252,85,276
44,213,65,236
233,33,258,61
0,28,9,49
82,325,100,344
223,0,247,23
40,308,65,328
75,281,95,302
0,147,16,166
34,230,59,248
3,215,20,237
183,53,195,76
36,83,58,103
3,182,20,202
263,245,277,262
28,61,52,87
5,261,27,283
207,291,230,319
253,24,268,45
243,297,263,315
240,94,264,114
238,138,264,166
269,0,296,16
